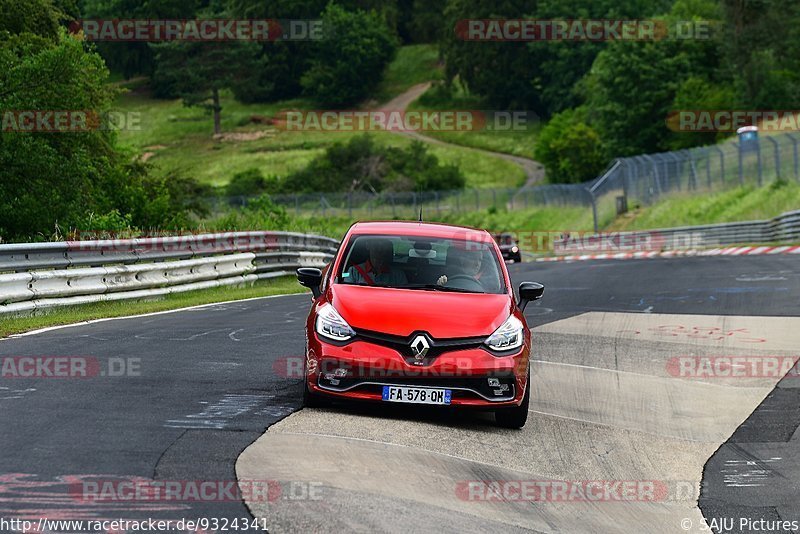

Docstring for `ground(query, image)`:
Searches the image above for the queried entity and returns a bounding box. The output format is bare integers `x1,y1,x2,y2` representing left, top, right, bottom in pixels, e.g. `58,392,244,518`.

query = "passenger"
346,239,408,286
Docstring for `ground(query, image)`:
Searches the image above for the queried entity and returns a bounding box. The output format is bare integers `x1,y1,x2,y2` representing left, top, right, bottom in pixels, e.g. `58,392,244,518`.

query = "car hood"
329,284,512,338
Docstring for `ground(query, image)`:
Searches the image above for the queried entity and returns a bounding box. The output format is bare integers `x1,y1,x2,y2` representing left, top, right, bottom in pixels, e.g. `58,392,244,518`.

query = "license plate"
382,386,451,405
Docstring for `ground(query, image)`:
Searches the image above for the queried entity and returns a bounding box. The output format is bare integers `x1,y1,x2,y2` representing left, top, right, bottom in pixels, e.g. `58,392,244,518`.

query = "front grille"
353,328,487,365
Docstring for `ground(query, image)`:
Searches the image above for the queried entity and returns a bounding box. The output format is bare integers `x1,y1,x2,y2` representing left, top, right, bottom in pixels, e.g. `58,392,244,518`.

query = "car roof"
348,220,492,241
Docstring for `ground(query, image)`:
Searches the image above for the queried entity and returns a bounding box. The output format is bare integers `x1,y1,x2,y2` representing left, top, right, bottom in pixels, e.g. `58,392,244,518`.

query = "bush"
212,193,289,231
225,168,269,197
534,109,606,184
277,135,465,193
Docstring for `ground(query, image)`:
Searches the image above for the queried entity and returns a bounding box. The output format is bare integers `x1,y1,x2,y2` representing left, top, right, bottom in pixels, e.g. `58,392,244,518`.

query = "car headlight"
511,246,519,253
316,304,355,342
485,315,524,352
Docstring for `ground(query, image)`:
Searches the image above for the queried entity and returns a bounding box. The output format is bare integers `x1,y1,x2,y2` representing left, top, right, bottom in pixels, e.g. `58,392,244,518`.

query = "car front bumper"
306,334,530,407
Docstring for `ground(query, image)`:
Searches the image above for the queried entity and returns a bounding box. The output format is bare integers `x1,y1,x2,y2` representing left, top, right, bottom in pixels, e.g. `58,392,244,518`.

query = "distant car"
494,233,522,263
296,221,544,428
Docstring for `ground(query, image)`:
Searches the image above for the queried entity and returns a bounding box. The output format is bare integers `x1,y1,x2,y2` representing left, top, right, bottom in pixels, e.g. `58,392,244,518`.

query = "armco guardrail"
552,209,800,254
0,232,338,315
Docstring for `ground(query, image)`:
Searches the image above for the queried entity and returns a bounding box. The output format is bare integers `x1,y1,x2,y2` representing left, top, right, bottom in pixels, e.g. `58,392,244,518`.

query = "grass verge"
0,276,307,338
607,180,800,231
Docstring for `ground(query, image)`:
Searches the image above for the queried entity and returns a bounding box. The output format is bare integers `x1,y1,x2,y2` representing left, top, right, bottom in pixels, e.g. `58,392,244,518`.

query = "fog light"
325,367,348,380
323,367,348,386
488,377,510,396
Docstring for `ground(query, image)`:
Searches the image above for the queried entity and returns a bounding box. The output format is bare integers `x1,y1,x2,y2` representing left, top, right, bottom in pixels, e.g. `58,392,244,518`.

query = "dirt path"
376,82,545,190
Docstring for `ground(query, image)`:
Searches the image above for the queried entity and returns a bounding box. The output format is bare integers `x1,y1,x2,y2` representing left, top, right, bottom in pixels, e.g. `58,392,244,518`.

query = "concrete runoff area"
237,312,799,533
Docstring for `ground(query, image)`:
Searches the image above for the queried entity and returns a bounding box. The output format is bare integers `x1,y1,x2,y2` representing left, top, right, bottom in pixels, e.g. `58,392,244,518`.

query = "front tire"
495,371,530,429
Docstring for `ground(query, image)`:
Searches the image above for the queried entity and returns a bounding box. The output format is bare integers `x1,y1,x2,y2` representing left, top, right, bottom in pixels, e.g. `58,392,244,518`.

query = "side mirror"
518,282,544,311
297,267,323,298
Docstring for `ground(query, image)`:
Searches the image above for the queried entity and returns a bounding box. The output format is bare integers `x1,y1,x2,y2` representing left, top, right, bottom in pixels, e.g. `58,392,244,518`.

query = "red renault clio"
296,221,544,428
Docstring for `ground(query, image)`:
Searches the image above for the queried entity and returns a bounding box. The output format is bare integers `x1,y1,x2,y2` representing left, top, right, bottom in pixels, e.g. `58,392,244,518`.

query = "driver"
346,239,407,286
437,247,483,286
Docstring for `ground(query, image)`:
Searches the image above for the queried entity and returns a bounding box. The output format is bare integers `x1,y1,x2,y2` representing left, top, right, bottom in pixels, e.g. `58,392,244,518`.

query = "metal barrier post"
588,189,599,233
712,146,725,186
736,142,744,185
766,136,781,180
790,133,800,180
757,139,763,186
643,155,660,199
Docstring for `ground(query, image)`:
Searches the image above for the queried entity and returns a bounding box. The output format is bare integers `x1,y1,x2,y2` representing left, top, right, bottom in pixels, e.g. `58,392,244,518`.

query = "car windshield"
337,234,506,294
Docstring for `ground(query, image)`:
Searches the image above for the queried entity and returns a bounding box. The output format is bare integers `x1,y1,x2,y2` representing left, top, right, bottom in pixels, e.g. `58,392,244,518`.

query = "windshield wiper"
402,283,484,294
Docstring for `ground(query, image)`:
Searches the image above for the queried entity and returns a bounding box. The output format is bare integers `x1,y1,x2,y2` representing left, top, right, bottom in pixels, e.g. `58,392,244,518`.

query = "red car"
296,221,544,428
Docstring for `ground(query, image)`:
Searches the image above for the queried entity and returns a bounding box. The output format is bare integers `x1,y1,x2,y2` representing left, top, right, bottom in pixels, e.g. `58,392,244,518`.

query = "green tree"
230,0,401,103
301,4,397,106
534,108,606,184
0,29,123,240
79,0,202,82
0,20,207,241
584,0,725,156
0,0,61,39
223,0,324,103
440,0,538,111
667,76,734,150
151,23,265,135
397,0,444,43
719,0,800,106
585,38,688,156
527,0,671,117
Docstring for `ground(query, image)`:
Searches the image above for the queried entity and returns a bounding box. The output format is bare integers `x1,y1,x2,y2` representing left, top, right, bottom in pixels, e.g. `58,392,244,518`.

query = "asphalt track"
1,255,798,533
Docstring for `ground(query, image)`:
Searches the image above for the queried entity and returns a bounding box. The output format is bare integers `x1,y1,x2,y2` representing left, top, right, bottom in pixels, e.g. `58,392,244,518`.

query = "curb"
535,245,800,262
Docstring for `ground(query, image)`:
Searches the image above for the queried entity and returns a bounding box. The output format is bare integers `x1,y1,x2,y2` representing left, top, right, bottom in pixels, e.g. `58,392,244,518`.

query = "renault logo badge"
410,335,430,362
